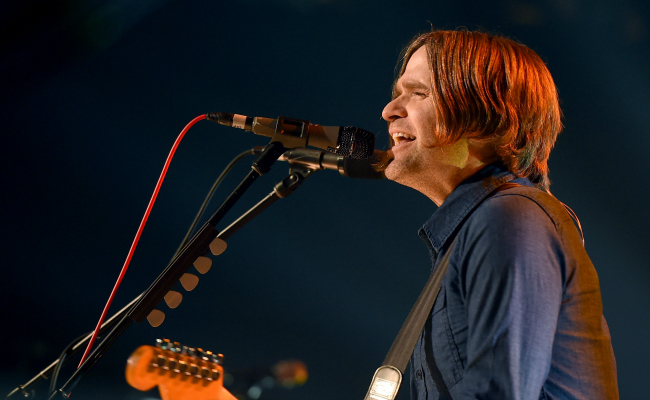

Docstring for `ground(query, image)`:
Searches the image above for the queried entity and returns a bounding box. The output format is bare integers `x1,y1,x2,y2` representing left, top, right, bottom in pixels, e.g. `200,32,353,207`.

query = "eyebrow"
400,79,430,90
392,78,431,97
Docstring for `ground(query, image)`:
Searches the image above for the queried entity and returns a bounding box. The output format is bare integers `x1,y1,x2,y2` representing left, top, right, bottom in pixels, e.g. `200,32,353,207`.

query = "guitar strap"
363,236,456,400
363,181,523,400
382,236,456,373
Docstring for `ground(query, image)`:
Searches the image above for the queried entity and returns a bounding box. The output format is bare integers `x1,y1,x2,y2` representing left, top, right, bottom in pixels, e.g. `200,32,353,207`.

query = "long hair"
393,29,562,189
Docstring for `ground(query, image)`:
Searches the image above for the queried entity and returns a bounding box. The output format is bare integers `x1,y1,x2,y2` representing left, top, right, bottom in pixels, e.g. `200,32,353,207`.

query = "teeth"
391,132,416,145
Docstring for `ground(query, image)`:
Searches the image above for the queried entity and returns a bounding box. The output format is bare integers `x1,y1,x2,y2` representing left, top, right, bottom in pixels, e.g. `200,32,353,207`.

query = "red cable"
78,114,207,367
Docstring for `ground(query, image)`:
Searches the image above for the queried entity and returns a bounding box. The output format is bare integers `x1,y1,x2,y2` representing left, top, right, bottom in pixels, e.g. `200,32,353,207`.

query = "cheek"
416,110,439,148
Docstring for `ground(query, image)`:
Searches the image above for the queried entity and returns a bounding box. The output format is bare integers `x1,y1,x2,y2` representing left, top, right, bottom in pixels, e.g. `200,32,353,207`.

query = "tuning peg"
189,362,200,378
165,357,178,372
152,353,166,368
211,353,224,365
164,290,183,309
177,359,188,374
193,256,212,274
201,350,214,361
209,368,221,381
200,366,212,379
180,273,199,291
147,310,165,327
157,338,172,350
209,237,227,255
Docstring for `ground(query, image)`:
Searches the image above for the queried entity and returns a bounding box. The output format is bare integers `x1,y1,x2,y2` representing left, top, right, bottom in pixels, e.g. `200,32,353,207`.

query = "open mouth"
391,132,416,147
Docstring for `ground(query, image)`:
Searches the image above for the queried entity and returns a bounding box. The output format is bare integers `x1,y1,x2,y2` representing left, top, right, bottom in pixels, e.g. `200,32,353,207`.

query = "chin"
384,162,407,184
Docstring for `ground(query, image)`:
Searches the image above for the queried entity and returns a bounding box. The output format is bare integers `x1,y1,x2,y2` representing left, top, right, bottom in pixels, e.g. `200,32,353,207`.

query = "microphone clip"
269,116,312,150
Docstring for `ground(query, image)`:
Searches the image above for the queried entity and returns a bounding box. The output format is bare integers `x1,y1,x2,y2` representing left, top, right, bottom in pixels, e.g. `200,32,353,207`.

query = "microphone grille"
337,127,375,159
342,150,386,179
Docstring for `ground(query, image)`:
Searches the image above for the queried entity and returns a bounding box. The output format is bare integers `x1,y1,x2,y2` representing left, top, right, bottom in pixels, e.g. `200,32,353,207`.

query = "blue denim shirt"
410,164,618,400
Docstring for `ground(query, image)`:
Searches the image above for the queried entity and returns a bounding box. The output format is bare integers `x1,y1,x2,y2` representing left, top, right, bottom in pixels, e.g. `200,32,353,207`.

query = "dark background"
1,0,648,399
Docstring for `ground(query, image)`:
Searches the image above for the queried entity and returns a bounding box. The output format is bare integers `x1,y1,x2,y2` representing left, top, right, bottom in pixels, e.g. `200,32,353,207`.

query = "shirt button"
415,369,423,380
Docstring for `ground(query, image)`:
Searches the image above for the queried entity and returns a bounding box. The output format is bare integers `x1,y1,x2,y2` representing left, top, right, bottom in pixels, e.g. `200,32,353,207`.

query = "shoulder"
464,187,559,237
453,187,566,278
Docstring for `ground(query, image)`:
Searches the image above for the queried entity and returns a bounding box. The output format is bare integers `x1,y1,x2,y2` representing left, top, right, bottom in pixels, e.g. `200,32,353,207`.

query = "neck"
392,138,498,206
414,162,489,206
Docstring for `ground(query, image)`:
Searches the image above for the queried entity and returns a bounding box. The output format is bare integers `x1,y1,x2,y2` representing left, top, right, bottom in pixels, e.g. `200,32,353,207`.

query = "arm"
456,194,564,399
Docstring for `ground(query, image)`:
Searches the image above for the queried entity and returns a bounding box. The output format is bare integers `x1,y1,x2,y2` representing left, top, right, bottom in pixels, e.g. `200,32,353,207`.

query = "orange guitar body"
126,341,237,400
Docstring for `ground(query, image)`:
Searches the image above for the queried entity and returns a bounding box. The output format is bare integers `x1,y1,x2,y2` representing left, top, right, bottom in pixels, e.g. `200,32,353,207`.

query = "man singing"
380,30,618,399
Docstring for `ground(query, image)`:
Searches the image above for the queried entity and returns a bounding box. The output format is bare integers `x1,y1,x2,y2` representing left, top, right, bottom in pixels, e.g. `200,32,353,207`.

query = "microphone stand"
7,114,343,398
4,295,142,399
217,164,314,241
6,161,316,400
49,141,288,399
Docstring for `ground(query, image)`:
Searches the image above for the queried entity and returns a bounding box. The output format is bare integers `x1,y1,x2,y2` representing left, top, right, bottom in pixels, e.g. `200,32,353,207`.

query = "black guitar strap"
363,181,528,400
363,237,456,400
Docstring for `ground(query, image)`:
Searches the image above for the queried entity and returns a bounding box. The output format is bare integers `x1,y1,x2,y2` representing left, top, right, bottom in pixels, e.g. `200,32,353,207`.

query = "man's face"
381,46,500,204
381,46,439,185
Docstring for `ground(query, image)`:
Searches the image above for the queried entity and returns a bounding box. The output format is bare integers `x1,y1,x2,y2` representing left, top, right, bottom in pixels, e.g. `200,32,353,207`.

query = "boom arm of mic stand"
218,165,315,241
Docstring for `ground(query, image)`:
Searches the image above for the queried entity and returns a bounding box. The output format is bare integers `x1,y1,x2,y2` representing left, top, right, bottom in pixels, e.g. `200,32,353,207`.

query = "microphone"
277,148,386,179
207,112,375,159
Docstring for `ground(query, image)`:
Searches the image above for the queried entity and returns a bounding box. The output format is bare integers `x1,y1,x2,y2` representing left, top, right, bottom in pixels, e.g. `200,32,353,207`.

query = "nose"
382,96,406,122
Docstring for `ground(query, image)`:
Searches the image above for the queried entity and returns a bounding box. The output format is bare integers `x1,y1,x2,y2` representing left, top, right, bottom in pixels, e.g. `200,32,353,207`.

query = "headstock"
126,338,236,400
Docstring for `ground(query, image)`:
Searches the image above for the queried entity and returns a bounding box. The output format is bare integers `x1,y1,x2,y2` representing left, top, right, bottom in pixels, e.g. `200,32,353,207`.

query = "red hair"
394,29,562,189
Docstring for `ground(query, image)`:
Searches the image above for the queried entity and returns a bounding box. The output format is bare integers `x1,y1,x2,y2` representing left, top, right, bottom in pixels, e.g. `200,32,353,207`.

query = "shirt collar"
418,163,529,254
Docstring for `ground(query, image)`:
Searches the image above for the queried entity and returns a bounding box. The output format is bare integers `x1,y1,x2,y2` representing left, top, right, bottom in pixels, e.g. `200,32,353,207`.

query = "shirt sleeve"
455,194,565,399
